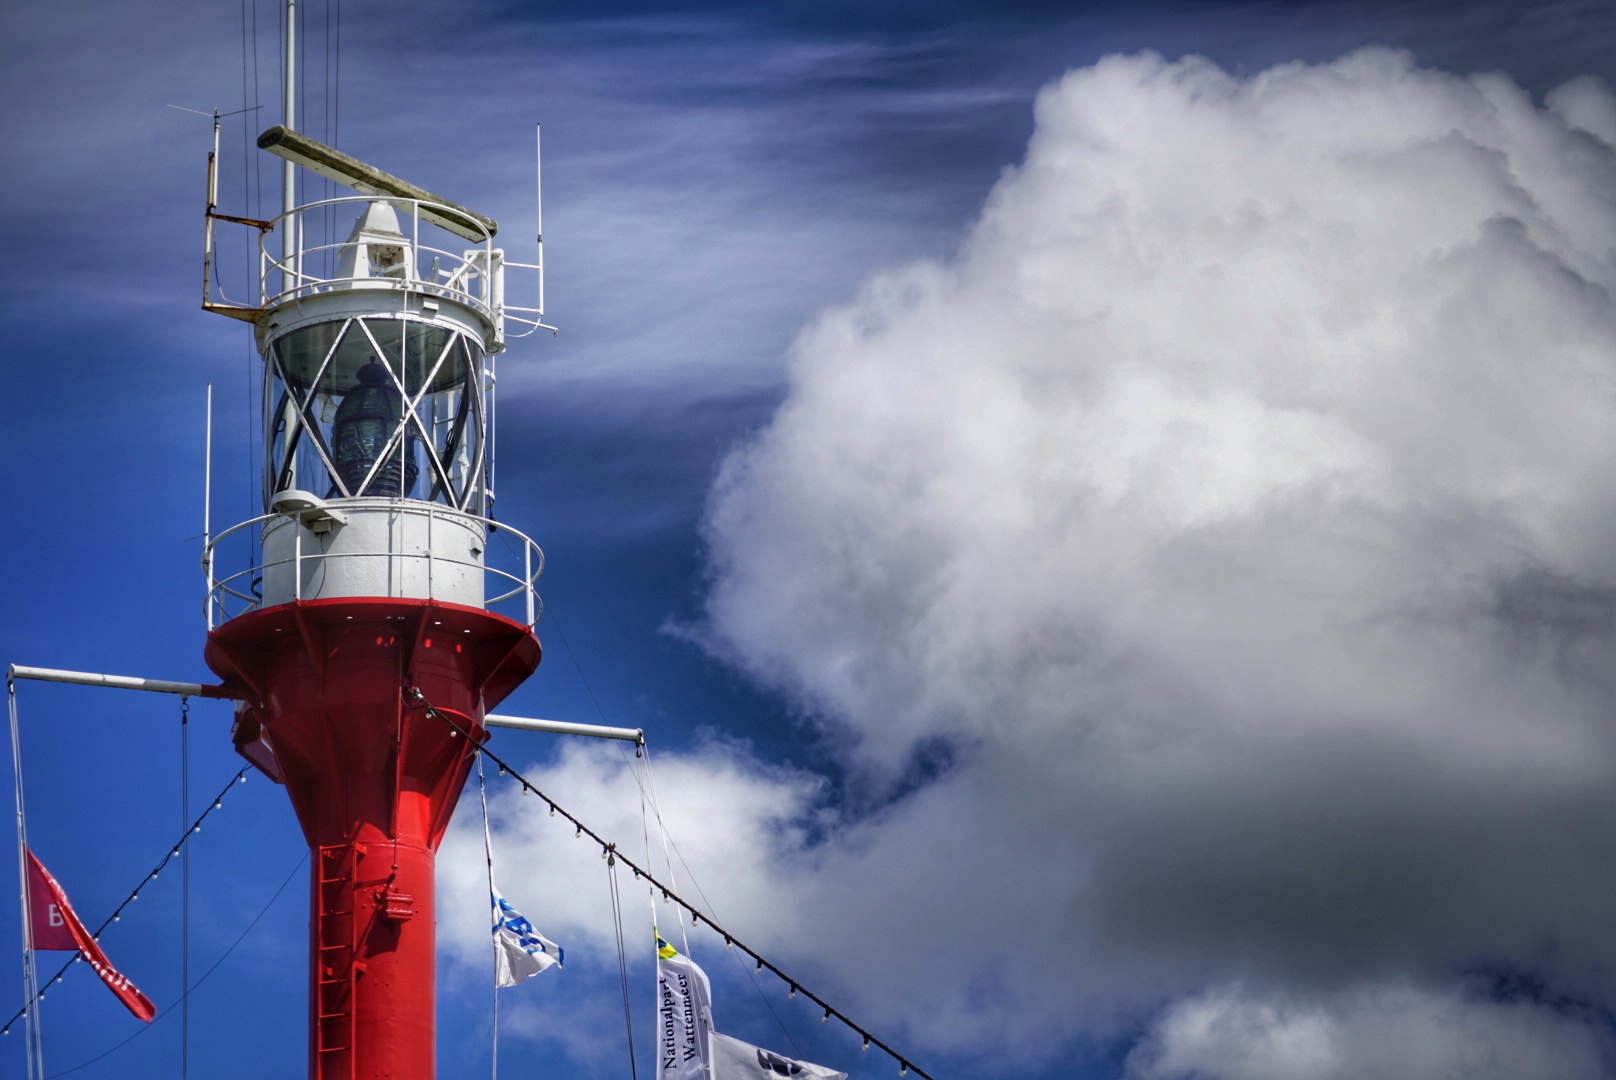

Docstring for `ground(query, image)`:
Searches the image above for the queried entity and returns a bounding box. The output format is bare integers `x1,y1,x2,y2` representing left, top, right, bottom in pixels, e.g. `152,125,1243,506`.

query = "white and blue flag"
711,1033,847,1080
492,882,563,987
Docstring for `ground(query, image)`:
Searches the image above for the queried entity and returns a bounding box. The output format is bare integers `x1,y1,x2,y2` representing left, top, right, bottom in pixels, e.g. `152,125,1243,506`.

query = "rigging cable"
41,850,307,1079
606,846,639,1080
0,767,254,1036
409,689,934,1080
544,607,691,959
623,717,664,1061
637,741,802,1056
640,740,689,959
322,0,330,275
459,598,805,1058
179,696,190,1080
476,755,498,1080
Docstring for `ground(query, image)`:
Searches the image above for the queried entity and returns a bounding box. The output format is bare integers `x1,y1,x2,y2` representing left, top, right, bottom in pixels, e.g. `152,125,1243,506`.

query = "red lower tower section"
204,597,541,1080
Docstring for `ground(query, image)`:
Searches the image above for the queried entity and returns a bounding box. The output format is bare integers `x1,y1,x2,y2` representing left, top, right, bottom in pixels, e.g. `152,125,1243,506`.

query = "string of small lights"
37,851,305,1080
409,689,934,1080
1,767,252,1036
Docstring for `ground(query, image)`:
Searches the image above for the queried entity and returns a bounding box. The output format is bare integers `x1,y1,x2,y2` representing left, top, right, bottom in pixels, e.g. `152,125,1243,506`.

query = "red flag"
25,848,156,1022
25,848,75,951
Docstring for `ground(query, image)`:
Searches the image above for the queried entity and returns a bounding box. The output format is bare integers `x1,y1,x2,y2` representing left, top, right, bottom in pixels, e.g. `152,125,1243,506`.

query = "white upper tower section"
201,125,549,629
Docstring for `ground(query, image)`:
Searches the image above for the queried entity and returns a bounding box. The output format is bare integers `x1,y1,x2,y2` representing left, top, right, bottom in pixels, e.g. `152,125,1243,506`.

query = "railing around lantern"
202,507,545,631
254,195,513,322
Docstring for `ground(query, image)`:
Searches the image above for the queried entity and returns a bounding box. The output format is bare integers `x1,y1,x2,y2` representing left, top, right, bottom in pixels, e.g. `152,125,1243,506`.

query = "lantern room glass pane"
263,315,488,513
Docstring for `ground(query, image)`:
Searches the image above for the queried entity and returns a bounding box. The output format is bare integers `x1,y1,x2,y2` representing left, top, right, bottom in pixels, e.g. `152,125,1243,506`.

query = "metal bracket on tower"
270,489,350,531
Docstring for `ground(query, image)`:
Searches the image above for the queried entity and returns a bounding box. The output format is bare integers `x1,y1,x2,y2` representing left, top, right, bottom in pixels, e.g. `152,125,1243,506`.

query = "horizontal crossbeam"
6,665,238,700
5,668,640,745
483,714,644,744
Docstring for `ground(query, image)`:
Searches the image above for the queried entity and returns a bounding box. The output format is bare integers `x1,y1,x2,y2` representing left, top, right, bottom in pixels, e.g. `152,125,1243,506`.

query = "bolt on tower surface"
199,120,551,1080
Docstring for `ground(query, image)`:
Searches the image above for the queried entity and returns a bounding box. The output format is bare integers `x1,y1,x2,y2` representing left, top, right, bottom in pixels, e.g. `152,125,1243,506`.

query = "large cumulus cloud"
1126,982,1611,1080
458,48,1616,1077
701,45,1616,1070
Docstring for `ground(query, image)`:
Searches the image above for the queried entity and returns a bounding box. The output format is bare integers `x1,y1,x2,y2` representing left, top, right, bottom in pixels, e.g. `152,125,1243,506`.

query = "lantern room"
258,201,495,514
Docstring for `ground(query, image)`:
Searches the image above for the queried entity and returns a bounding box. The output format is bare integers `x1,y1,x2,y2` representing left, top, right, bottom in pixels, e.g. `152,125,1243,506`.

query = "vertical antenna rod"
536,124,544,317
282,0,297,289
204,383,213,549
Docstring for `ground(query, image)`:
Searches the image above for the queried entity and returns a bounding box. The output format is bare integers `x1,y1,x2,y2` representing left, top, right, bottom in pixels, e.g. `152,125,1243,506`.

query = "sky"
6,1,1616,1078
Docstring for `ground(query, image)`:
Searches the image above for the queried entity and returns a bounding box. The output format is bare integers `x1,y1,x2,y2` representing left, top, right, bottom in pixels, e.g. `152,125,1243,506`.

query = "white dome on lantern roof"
336,200,409,281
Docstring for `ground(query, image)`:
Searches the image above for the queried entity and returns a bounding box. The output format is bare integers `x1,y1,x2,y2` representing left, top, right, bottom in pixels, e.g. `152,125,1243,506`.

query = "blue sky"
7,2,1616,1079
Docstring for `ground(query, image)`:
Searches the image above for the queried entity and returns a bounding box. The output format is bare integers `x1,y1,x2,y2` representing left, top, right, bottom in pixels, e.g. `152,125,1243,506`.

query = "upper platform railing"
262,195,496,312
204,194,548,342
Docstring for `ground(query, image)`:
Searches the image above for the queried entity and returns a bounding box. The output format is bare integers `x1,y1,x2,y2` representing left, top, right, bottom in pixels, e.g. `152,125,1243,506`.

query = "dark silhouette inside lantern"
331,359,417,497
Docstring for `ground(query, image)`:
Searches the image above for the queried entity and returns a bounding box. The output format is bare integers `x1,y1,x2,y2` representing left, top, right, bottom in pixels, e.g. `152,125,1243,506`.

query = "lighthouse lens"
331,360,418,496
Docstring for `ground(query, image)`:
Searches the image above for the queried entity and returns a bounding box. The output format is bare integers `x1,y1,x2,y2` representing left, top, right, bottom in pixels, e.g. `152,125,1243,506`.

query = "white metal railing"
205,195,550,340
501,257,551,338
255,195,506,320
202,506,544,630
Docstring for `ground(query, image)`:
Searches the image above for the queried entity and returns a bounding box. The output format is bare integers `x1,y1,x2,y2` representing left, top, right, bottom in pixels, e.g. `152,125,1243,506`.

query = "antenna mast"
282,0,297,285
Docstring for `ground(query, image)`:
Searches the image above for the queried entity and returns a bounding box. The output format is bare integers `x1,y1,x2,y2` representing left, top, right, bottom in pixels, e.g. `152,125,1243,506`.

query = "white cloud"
457,48,1616,1074
1127,982,1610,1080
439,739,830,964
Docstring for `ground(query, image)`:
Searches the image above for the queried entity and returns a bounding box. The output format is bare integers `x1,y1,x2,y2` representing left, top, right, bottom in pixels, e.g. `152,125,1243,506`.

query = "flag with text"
26,848,156,1022
656,932,712,1080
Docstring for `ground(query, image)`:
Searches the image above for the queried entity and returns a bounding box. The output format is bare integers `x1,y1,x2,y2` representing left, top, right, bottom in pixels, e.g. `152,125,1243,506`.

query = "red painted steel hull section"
205,598,540,1080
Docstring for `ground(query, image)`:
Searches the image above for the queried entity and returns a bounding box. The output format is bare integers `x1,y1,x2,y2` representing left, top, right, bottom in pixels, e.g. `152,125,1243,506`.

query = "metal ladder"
314,843,357,1080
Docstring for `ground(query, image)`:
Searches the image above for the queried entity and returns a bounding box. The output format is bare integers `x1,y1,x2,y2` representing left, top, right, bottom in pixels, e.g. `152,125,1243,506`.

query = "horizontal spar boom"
7,665,238,700
483,714,643,744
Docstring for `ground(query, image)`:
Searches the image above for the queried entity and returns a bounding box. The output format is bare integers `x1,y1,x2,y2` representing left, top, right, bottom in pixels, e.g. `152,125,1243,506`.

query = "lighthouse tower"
199,117,547,1079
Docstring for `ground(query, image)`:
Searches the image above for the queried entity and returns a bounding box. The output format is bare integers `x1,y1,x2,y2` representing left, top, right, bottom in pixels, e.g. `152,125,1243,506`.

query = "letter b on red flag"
25,854,75,950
